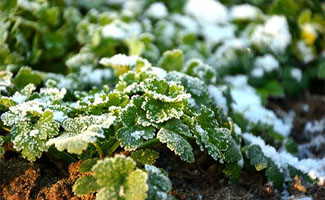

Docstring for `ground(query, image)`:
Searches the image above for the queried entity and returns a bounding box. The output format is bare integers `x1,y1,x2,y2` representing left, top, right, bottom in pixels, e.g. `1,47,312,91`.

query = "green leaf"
73,175,100,196
246,145,268,171
117,125,155,151
266,159,284,189
13,67,43,90
223,139,243,182
0,136,4,157
246,145,284,189
143,79,190,103
11,110,59,161
0,0,17,16
79,158,99,173
126,37,145,56
145,165,173,200
159,49,184,72
193,106,229,162
46,124,104,154
143,97,185,124
131,149,159,167
166,71,211,108
284,138,298,154
125,169,148,200
157,120,194,162
0,97,17,109
93,155,136,188
92,155,149,200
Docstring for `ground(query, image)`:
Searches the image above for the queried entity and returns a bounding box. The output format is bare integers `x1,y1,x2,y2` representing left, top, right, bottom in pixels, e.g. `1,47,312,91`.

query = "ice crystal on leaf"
92,155,148,200
47,114,115,154
11,110,59,161
157,119,194,163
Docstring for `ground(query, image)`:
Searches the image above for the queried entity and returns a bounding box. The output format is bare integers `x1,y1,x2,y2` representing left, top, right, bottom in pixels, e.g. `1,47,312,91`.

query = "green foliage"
0,0,324,194
8,109,59,161
159,49,184,72
0,136,4,156
13,67,43,90
47,114,115,154
246,145,284,189
157,119,194,162
74,155,149,200
73,175,100,195
131,149,159,167
145,165,175,200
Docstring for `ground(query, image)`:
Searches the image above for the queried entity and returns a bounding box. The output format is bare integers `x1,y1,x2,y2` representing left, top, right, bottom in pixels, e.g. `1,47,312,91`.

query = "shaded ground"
1,91,325,200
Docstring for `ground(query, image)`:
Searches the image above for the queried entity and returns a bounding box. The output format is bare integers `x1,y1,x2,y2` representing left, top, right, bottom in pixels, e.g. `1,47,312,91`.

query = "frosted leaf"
158,124,194,163
92,155,148,200
100,54,151,75
65,50,96,69
193,106,229,163
131,149,159,167
11,110,59,161
185,0,228,25
250,16,291,54
46,125,104,154
117,126,155,151
125,169,148,200
143,79,190,103
159,49,184,72
142,97,185,124
1,100,45,126
145,165,174,200
73,175,100,196
166,71,211,107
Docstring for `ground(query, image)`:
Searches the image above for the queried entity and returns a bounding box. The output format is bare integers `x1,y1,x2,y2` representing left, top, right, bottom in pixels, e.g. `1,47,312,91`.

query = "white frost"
290,68,302,82
225,75,292,136
250,16,291,53
145,2,168,19
229,4,262,21
185,0,228,25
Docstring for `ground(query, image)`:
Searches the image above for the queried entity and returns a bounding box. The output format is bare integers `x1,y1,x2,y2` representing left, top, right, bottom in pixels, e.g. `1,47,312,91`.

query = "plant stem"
138,138,159,150
106,141,120,156
92,142,103,159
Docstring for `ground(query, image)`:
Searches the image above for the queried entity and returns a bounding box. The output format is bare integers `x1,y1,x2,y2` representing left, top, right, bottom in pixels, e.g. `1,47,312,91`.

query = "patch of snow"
202,24,235,45
11,93,27,104
185,0,228,25
244,133,325,185
102,21,141,39
211,38,251,67
149,67,167,79
225,75,292,136
53,111,67,123
250,16,291,53
291,68,302,82
229,4,262,21
171,14,199,33
254,54,280,72
208,85,228,114
146,2,168,19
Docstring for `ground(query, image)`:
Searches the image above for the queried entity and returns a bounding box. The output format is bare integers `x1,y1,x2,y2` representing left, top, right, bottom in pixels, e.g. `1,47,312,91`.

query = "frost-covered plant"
73,155,175,200
0,0,325,197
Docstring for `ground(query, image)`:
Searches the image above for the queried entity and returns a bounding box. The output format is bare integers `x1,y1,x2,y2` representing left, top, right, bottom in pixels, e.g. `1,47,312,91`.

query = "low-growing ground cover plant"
0,0,324,199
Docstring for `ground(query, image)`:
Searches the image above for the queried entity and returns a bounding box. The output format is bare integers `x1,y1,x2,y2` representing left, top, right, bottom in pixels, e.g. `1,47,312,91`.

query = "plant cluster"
0,0,324,199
